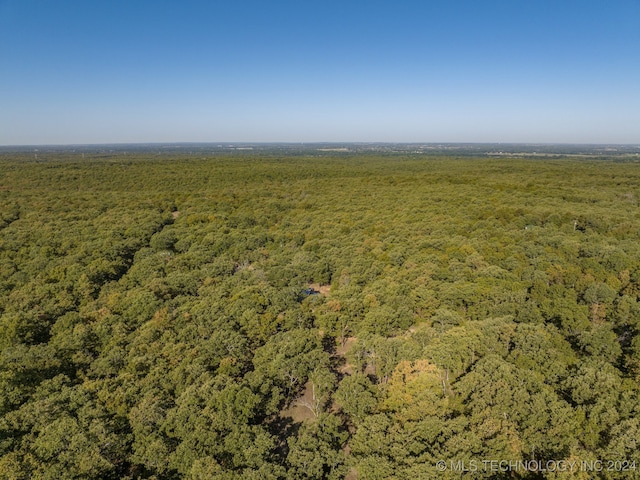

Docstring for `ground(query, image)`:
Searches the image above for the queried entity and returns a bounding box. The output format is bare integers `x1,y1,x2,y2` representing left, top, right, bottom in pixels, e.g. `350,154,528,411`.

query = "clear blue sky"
1,0,639,145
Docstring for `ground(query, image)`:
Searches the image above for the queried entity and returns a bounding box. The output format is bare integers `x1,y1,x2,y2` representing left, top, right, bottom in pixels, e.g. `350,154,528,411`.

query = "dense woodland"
1,153,639,479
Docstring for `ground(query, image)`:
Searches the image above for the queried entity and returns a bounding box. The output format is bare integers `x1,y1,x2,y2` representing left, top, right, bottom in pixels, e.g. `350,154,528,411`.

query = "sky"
1,0,639,145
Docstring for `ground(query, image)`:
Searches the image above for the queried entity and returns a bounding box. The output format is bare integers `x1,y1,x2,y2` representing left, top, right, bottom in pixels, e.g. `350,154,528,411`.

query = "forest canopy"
0,152,639,479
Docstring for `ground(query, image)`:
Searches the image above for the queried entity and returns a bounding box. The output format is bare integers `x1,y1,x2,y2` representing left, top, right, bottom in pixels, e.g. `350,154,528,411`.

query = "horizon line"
2,141,640,148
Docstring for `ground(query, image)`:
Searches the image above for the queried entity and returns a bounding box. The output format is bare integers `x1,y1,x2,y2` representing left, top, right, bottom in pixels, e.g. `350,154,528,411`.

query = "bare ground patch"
279,380,318,424
308,283,331,295
336,336,357,376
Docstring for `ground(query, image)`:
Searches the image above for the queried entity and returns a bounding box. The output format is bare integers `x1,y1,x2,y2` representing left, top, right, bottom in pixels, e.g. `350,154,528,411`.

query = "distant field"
1,154,639,479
